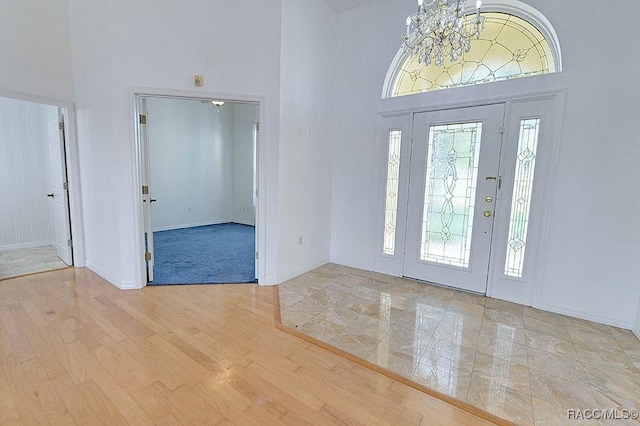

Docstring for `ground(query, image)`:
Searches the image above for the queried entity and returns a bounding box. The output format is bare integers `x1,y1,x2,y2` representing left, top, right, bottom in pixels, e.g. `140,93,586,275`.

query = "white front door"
47,108,73,265
403,104,505,293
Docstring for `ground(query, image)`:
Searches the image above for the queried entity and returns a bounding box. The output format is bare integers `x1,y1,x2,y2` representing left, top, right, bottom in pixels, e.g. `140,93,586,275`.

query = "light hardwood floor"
0,268,502,425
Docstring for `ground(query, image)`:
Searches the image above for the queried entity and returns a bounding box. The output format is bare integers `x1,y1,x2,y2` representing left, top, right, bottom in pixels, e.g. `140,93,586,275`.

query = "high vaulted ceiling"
324,0,377,14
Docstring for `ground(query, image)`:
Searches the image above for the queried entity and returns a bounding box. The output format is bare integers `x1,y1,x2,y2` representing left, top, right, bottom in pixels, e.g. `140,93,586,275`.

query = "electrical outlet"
298,236,303,245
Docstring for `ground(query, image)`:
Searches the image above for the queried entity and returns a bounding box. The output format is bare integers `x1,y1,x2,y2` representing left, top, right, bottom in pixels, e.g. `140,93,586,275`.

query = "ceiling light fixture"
211,100,225,107
403,0,485,67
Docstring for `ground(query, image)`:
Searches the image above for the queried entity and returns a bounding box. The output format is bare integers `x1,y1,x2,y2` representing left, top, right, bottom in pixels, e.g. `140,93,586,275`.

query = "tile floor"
0,245,69,280
278,264,640,426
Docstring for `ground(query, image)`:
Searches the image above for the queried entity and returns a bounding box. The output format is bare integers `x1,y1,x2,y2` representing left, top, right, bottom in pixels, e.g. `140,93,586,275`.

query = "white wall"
0,97,57,249
231,103,258,226
68,0,282,287
331,1,399,271
0,0,74,101
147,99,257,231
534,0,640,327
278,0,337,280
330,0,640,327
147,97,233,231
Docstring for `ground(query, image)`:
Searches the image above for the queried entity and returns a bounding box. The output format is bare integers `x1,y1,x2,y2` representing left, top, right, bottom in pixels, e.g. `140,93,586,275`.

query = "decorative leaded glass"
420,122,482,267
383,130,402,255
504,118,540,277
392,13,555,96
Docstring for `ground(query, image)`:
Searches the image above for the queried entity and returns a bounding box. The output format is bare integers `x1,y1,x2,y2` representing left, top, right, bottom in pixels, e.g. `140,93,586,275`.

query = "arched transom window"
387,12,559,98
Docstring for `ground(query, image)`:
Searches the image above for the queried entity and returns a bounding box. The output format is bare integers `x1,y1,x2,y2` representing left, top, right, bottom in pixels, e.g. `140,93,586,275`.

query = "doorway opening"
135,95,260,285
0,96,74,279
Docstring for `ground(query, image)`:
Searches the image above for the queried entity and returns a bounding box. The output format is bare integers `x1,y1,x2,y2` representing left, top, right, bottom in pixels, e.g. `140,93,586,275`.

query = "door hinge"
499,126,505,134
255,252,258,260
142,185,149,195
63,182,69,190
145,252,152,261
255,189,258,197
67,239,72,247
256,122,259,131
139,114,147,125
59,121,65,131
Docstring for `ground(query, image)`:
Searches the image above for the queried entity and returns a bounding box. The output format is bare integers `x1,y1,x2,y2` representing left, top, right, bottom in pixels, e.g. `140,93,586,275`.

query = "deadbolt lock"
483,210,493,217
485,196,494,203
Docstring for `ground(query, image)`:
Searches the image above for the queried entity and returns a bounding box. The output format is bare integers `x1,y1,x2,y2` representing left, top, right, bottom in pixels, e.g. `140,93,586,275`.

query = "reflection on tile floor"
0,245,68,280
279,264,640,426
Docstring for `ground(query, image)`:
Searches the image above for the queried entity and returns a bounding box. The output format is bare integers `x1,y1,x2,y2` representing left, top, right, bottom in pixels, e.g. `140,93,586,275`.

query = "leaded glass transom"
504,118,540,277
391,12,555,97
383,130,402,255
420,122,482,268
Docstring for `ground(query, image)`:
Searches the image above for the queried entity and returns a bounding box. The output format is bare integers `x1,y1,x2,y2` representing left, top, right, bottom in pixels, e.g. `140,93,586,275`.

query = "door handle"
483,210,492,217
150,199,157,203
485,176,502,189
47,193,55,198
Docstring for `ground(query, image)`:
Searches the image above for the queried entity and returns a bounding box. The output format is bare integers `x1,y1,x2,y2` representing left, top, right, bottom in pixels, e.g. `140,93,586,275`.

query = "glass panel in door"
420,121,483,268
404,104,505,293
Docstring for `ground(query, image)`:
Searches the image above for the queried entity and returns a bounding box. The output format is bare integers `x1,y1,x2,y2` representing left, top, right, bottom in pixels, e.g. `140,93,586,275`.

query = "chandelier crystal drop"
403,0,485,67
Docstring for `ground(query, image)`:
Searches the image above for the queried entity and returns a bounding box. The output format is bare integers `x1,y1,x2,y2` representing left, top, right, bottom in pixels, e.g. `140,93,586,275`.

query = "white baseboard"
537,301,634,330
120,281,144,290
153,221,255,232
85,261,122,290
260,273,278,286
276,258,330,284
328,257,374,273
232,220,255,227
152,220,232,232
85,262,144,290
0,241,52,251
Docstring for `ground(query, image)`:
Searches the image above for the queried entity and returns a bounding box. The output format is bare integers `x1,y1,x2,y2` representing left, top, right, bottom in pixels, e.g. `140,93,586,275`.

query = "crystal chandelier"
403,0,485,66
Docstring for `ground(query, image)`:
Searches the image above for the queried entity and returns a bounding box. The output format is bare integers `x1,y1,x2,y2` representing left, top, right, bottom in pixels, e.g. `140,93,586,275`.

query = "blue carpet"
148,223,256,285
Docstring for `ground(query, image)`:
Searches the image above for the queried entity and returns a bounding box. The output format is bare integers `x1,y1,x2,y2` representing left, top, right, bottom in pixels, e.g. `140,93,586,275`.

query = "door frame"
131,88,266,286
374,88,566,308
138,97,154,282
0,89,85,268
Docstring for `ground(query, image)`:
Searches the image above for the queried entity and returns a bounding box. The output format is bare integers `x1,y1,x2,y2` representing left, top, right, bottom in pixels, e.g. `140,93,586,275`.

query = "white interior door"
403,104,505,293
47,108,73,265
139,98,155,282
